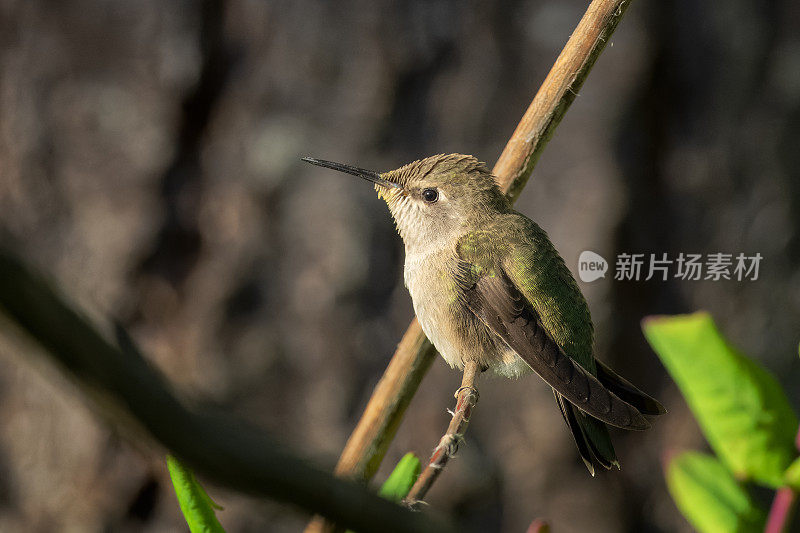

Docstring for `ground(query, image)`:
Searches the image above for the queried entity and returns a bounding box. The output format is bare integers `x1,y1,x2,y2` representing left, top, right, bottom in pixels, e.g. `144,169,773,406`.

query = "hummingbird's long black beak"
301,157,402,189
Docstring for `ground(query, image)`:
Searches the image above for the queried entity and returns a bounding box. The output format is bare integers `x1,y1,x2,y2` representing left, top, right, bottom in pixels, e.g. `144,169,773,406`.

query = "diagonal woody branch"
494,0,634,201
327,0,636,492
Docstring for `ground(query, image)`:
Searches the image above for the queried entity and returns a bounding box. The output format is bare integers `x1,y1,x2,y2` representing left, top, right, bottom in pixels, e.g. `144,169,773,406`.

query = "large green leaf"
378,452,421,502
667,452,765,533
167,455,225,533
643,312,798,487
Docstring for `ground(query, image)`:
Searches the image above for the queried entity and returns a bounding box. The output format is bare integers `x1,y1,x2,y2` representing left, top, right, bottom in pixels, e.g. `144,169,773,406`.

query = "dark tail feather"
554,391,618,475
576,408,619,470
595,360,666,416
554,392,594,474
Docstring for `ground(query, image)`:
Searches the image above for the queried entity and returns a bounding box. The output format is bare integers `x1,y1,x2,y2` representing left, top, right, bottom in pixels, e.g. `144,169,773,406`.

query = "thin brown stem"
307,0,635,530
402,362,481,507
764,427,800,533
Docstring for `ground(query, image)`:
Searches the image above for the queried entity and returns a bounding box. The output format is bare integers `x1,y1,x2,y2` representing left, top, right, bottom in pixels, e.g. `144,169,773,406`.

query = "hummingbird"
302,154,665,474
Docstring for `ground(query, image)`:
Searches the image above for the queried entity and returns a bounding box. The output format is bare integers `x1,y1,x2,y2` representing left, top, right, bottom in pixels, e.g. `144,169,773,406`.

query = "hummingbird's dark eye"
421,188,439,203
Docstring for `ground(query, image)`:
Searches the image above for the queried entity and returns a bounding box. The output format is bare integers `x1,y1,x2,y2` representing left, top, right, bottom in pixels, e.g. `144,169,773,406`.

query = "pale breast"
404,246,532,377
403,248,465,369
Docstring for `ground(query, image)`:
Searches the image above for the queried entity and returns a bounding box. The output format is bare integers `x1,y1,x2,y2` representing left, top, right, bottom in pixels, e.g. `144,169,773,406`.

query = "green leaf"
644,312,799,488
785,456,800,491
378,452,421,502
345,454,421,533
167,455,225,533
667,452,765,533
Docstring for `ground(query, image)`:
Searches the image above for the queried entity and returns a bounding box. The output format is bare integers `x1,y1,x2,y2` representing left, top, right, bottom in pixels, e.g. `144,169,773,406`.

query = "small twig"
402,362,481,507
765,489,797,533
764,427,800,533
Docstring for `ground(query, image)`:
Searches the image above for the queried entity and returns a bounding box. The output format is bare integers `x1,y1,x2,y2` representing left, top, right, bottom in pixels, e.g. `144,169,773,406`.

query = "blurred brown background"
1,0,799,531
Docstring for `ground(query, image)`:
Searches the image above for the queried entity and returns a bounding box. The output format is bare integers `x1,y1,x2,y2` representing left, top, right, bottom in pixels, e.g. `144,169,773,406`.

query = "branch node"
453,385,479,400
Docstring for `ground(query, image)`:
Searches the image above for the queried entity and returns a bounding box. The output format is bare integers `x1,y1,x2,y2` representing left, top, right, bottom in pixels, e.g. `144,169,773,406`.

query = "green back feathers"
457,214,595,373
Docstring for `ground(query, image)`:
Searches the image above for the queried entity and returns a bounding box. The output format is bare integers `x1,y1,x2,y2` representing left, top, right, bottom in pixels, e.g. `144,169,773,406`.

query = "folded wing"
461,270,650,430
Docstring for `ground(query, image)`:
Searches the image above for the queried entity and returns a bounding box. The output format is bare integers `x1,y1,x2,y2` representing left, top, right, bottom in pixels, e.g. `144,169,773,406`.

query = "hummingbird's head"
302,154,510,250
